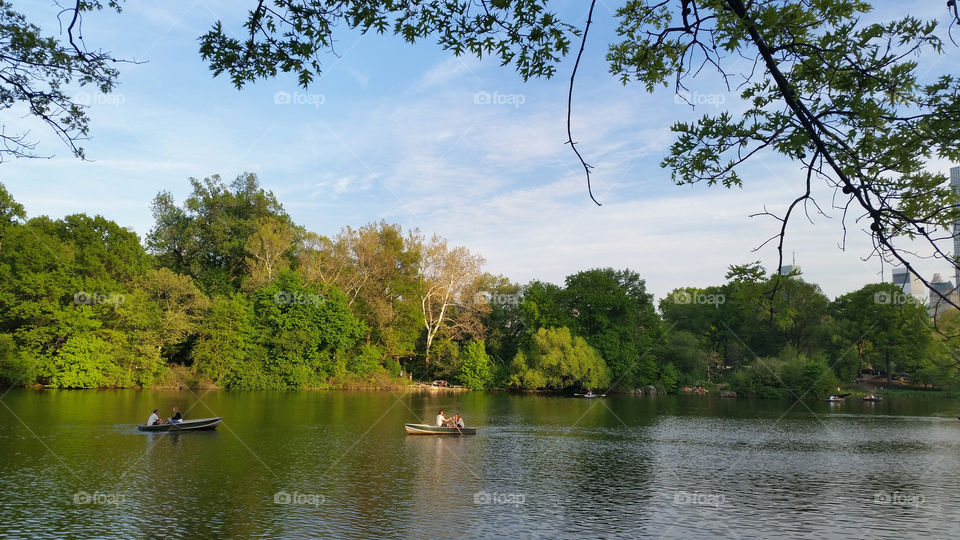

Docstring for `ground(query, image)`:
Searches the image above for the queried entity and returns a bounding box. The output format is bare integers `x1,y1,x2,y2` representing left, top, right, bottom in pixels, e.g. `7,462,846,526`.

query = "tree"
0,1,127,162
147,173,292,295
114,268,210,383
238,273,365,389
607,0,960,305
478,274,525,369
656,330,708,384
243,217,294,290
0,182,25,251
198,1,574,88
562,268,663,388
509,326,610,391
832,283,932,383
296,222,424,359
0,211,150,388
199,1,960,306
192,294,253,383
457,340,493,390
412,233,487,366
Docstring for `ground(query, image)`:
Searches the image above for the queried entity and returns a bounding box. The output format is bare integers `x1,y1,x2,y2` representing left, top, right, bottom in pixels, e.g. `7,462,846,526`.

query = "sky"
3,0,960,302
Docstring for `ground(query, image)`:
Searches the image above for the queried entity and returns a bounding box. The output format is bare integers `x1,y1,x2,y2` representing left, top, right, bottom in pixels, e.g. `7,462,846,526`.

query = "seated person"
147,409,160,426
454,414,465,429
436,410,452,427
168,407,183,424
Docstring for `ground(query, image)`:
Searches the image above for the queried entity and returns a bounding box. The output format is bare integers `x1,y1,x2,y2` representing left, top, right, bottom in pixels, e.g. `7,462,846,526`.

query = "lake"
1,389,958,538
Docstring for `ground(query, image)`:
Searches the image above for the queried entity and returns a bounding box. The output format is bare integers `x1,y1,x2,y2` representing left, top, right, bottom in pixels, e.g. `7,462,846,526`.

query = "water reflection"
1,390,959,537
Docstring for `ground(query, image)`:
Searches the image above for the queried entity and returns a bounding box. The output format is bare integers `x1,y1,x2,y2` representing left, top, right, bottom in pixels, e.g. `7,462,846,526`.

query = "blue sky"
3,0,959,301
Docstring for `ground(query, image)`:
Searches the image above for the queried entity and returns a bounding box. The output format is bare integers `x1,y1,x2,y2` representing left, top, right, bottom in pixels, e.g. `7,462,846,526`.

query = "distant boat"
404,423,476,435
137,417,223,432
574,391,606,398
863,395,883,402
825,396,845,402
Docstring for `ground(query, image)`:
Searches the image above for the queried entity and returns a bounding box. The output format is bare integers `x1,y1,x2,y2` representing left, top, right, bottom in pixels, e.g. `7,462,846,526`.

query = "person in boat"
167,407,183,424
147,409,161,426
454,414,465,429
436,410,453,427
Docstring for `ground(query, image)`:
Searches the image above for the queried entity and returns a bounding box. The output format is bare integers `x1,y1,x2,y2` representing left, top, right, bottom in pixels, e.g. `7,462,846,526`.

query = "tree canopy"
0,177,958,395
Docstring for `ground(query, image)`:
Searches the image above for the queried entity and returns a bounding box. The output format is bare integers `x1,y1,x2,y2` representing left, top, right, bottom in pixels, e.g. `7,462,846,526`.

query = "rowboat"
574,392,606,398
825,396,845,402
404,423,476,435
863,395,883,402
137,417,223,432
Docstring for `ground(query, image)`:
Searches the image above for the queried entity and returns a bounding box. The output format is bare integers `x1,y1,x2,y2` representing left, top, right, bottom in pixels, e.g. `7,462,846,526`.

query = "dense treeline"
0,175,957,395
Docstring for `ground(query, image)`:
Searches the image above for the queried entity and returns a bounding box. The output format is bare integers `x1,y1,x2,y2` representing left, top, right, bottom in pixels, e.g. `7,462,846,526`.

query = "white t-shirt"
147,413,159,425
436,414,445,427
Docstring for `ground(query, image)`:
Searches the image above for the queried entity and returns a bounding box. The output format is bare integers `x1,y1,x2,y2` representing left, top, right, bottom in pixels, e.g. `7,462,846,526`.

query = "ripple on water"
1,392,959,538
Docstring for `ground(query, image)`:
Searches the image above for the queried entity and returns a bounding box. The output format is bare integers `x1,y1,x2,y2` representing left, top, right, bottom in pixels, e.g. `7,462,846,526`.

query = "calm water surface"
1,389,959,538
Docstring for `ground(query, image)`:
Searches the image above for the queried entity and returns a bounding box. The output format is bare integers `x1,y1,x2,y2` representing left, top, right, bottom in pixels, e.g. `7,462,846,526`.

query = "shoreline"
6,383,956,399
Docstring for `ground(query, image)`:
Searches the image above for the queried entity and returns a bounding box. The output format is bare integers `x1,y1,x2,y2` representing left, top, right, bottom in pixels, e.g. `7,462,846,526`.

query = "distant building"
929,274,955,299
929,273,959,319
778,264,800,276
891,267,926,304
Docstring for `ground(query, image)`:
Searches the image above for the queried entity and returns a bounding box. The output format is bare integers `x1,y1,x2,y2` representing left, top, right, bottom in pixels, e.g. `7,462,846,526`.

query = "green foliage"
656,330,708,384
832,283,932,380
0,333,31,385
606,0,960,281
41,333,119,389
1,177,957,395
562,268,663,388
199,1,575,88
192,294,253,383
516,269,663,389
658,362,679,392
730,350,839,399
478,275,523,366
347,345,385,378
0,182,25,248
426,337,460,380
217,273,365,389
0,1,123,160
457,340,493,391
146,174,292,296
508,327,610,391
